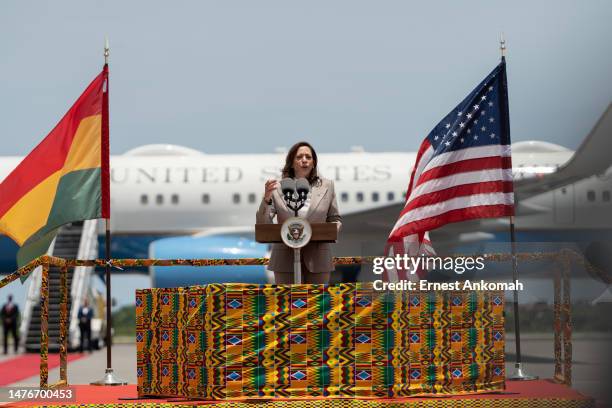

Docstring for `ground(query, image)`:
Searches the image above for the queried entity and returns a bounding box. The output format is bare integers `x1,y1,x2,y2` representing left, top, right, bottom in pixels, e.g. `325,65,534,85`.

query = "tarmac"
1,334,611,406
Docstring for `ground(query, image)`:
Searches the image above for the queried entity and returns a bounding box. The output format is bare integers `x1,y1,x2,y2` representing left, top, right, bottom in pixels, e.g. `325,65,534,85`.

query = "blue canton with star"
426,61,510,155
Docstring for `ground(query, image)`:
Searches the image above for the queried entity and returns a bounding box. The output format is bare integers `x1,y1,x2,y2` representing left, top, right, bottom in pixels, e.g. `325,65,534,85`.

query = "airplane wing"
333,203,399,256
338,202,504,258
340,203,497,242
340,104,612,254
514,103,612,200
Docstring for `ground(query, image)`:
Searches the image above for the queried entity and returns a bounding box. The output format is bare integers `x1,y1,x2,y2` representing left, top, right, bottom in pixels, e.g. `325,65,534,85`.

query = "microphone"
280,178,296,202
295,178,310,201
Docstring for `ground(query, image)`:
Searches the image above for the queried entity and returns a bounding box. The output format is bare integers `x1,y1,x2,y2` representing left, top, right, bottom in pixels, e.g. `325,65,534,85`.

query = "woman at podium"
257,141,342,284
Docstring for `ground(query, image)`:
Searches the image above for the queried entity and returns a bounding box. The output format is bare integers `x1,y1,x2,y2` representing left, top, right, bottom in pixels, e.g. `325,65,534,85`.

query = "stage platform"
2,380,594,407
136,284,506,399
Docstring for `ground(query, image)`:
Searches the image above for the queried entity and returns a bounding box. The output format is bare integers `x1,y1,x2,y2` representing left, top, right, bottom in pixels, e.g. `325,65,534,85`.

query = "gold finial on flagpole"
500,32,506,58
104,37,110,64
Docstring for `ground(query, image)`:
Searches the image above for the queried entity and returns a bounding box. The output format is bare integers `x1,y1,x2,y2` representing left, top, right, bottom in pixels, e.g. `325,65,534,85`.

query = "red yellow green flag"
0,65,110,269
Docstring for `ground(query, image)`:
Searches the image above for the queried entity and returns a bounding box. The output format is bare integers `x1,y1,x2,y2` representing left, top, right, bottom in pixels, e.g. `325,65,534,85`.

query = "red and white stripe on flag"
383,231,435,282
384,60,515,282
391,143,514,237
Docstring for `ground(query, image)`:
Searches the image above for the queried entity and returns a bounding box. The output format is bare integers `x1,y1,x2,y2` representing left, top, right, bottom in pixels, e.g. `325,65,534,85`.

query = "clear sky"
1,0,610,156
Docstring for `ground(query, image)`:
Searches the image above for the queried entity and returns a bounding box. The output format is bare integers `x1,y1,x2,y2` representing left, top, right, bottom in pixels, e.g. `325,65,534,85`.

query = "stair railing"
68,219,99,350
18,237,56,350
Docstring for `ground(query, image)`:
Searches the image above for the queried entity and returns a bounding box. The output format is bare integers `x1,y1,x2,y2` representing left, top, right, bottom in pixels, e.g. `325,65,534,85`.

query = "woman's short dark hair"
282,141,320,185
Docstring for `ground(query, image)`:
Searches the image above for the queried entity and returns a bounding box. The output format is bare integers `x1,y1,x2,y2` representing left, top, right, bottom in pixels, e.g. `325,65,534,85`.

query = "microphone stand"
283,192,307,217
282,192,308,283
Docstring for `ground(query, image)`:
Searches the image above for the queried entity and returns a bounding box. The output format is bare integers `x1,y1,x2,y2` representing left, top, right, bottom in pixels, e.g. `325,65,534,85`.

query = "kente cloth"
135,283,505,399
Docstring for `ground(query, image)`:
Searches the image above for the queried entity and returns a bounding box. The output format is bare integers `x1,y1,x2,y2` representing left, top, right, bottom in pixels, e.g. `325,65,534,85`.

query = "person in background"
1,294,20,354
78,299,94,353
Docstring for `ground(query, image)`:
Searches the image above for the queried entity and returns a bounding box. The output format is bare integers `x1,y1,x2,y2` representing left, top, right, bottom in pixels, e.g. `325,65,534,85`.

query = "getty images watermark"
372,255,524,291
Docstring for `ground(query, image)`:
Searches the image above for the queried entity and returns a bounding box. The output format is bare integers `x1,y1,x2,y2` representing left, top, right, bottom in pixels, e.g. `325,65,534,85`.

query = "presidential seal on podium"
280,216,312,249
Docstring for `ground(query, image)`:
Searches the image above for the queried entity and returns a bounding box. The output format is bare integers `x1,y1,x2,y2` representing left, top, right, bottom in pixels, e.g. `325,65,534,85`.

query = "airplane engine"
149,235,272,288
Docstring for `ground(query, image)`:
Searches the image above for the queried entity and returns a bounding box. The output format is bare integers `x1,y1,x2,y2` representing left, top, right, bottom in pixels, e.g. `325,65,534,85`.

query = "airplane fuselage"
1,144,611,274
106,152,415,233
2,146,612,234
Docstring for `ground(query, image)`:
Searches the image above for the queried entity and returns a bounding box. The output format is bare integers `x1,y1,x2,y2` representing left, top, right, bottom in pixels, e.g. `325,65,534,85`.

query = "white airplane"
0,104,610,286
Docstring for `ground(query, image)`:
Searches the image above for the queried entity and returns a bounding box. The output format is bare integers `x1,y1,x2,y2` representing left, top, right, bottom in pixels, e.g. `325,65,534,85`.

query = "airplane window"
387,192,395,201
233,193,240,204
356,192,364,202
603,191,611,202
202,194,210,204
171,194,179,205
248,193,256,203
140,194,148,205
341,192,348,202
156,194,164,205
372,192,379,202
587,191,595,202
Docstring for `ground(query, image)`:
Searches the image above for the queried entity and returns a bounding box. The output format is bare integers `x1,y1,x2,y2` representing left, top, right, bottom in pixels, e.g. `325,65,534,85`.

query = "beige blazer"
256,178,342,273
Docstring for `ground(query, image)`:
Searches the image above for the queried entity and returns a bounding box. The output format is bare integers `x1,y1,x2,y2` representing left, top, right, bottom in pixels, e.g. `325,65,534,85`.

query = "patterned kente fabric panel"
135,283,505,399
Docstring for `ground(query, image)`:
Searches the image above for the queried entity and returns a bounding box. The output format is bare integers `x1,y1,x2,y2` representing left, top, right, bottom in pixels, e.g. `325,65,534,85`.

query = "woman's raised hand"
264,179,278,202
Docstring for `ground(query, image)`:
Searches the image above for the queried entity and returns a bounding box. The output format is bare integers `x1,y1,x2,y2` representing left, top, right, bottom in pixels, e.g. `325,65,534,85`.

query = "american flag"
385,59,514,281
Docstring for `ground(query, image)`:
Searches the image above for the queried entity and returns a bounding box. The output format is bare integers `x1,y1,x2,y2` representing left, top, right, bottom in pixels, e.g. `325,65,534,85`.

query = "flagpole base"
508,363,539,381
90,368,128,386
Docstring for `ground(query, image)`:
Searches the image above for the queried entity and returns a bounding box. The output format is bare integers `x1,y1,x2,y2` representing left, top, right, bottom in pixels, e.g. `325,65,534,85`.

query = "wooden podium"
255,222,338,283
255,222,338,243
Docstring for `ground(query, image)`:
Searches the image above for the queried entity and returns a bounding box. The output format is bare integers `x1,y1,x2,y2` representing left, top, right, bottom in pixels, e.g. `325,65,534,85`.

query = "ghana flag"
0,65,110,269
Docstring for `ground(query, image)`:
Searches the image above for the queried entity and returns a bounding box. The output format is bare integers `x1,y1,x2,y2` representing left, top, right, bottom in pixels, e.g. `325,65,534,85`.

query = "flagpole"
501,33,538,381
92,37,127,386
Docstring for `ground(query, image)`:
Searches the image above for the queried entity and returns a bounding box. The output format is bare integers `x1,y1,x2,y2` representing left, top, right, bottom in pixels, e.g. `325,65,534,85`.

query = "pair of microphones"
280,178,310,216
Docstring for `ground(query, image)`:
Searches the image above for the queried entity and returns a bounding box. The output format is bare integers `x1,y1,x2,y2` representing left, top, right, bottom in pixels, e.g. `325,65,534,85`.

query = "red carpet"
0,353,86,386
3,380,595,407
